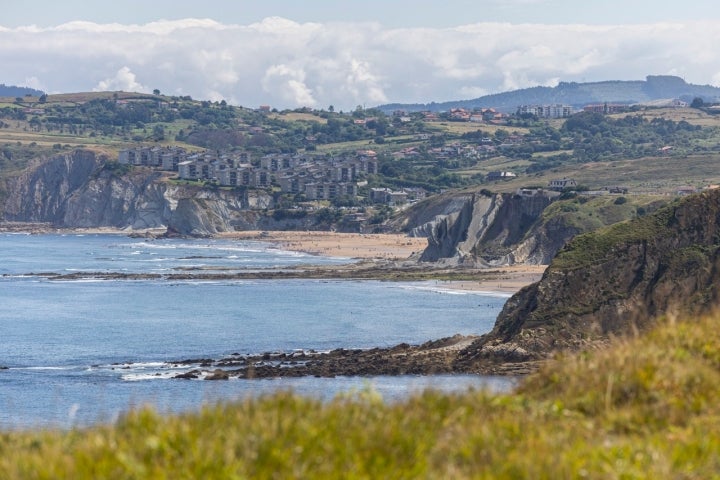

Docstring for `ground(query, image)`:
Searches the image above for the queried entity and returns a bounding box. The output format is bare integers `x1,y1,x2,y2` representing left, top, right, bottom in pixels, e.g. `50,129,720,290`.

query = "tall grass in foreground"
3,315,720,479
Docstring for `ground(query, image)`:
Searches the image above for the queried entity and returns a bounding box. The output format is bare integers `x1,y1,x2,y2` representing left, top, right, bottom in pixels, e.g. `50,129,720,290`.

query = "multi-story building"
517,104,573,118
119,147,375,200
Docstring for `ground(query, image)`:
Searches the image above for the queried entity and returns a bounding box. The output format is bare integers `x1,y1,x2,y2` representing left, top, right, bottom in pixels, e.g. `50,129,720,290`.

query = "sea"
0,233,513,429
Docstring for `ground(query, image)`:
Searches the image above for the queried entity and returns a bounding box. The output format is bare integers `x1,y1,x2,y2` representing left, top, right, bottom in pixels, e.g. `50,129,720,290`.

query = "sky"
2,0,720,110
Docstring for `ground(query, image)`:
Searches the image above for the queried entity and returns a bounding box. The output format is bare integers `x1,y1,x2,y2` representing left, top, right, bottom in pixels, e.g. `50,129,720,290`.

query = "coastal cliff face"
414,191,564,265
1,150,278,233
3,150,175,229
458,190,720,368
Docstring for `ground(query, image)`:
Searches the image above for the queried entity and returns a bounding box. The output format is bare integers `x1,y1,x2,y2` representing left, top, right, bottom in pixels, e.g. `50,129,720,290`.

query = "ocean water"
0,233,513,429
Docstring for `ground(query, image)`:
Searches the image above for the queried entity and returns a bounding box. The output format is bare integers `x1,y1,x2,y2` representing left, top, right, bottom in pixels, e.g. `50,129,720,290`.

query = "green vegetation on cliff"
2,314,720,478
550,194,689,271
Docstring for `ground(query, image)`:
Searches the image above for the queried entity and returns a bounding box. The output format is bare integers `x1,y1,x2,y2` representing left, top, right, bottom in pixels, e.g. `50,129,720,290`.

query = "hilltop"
0,83,44,98
378,75,720,113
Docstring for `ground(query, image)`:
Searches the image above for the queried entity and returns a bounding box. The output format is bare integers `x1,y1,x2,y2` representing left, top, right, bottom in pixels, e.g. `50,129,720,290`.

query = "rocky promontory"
457,189,720,365
162,189,720,379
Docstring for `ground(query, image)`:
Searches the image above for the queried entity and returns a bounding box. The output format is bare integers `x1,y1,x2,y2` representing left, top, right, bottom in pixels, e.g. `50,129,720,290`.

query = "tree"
691,97,705,109
38,94,47,103
152,124,165,141
153,89,161,96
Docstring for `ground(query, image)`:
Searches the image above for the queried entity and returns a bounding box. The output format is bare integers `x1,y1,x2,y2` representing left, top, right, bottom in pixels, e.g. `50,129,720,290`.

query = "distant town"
118,97,700,206
118,145,429,206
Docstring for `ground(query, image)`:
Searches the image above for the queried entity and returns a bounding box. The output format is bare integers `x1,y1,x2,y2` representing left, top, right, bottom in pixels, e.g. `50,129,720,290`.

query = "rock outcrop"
1,150,276,234
414,190,562,265
457,190,720,368
3,150,173,229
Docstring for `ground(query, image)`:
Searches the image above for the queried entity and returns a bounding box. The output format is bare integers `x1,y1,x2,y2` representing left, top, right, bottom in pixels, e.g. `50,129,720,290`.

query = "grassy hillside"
539,194,668,233
2,314,719,478
5,91,720,199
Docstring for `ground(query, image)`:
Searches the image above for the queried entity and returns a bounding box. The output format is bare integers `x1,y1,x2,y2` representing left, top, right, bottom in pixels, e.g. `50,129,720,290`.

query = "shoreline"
218,230,546,295
1,224,546,295
2,223,547,378
223,231,545,295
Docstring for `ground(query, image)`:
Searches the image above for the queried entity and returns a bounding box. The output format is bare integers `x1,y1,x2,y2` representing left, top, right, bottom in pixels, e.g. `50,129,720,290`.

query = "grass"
610,107,720,128
3,313,720,478
269,112,328,124
539,194,668,233
549,198,677,271
483,152,720,195
432,122,530,136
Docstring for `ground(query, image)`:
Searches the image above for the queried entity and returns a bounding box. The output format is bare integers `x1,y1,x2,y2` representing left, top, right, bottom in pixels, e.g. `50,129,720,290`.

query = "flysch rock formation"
3,150,172,229
409,190,567,266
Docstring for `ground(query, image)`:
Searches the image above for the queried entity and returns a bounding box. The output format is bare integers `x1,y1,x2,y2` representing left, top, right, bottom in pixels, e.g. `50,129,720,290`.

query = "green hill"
0,83,44,98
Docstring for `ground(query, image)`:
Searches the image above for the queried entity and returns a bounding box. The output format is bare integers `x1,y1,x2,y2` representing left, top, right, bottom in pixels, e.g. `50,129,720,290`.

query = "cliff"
1,150,275,233
2,150,174,229
457,189,720,368
410,190,564,265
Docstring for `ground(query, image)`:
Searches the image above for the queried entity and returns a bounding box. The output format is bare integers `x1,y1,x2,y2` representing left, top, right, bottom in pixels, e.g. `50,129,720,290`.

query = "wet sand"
431,265,546,295
218,230,428,260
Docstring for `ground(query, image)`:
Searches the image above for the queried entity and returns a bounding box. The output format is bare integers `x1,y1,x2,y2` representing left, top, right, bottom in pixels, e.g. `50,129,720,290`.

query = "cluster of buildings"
517,104,574,119
392,141,497,161
117,146,381,202
447,107,507,123
582,103,630,114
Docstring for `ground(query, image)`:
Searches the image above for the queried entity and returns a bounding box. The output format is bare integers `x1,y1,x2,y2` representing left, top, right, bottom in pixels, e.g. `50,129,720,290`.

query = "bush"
271,209,307,221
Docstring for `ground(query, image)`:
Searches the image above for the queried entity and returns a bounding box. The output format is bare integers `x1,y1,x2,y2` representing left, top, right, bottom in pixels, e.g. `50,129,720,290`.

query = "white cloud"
262,64,316,107
94,67,149,93
1,18,719,109
23,76,46,92
458,86,489,98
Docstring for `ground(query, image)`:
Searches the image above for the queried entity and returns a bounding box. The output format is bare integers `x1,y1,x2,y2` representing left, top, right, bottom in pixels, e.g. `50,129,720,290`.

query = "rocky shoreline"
19,261,540,287
1,222,548,378
163,334,543,381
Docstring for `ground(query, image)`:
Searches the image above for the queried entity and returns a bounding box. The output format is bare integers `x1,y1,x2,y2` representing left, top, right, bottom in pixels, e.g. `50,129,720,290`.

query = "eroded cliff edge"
403,190,569,266
0,150,275,232
2,150,173,229
2,151,576,260
456,189,720,370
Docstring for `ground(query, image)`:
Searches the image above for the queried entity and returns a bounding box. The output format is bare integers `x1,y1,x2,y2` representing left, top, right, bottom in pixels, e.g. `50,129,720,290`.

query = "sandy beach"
219,230,546,294
431,265,546,295
218,230,429,260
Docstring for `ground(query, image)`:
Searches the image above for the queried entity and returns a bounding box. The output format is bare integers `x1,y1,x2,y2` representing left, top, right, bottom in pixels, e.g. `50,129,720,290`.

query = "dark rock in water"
205,369,230,380
174,370,201,379
175,358,215,366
